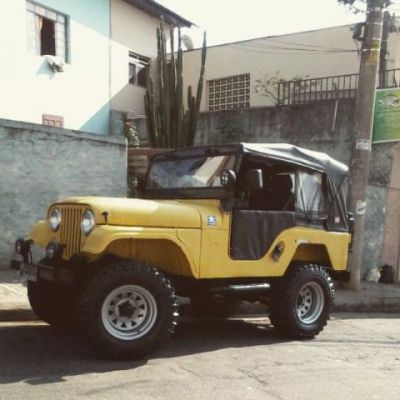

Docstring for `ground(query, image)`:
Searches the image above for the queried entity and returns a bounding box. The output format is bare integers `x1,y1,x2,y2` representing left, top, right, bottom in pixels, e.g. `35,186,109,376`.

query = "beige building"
181,24,400,111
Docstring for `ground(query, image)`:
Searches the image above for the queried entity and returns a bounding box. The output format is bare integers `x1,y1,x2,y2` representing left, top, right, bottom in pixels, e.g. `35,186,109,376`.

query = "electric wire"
230,43,359,55
233,41,358,53
256,37,361,52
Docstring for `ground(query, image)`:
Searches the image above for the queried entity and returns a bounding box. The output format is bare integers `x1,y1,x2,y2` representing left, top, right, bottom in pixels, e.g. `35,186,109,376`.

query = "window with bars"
129,52,150,87
207,73,250,111
26,1,68,62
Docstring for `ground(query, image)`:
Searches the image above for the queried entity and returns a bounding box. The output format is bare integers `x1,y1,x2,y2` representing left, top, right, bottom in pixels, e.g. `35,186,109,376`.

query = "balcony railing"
378,68,400,89
277,69,400,106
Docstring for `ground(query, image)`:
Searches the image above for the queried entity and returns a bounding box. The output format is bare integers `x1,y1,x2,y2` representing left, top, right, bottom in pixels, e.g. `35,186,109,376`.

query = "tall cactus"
144,17,207,148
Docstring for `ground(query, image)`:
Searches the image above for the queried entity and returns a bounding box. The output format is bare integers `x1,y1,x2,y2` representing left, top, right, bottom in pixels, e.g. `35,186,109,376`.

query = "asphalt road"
0,314,399,400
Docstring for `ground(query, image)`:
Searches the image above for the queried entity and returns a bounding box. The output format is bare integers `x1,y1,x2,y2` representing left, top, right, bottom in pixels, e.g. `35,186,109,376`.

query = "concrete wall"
182,24,400,111
195,101,398,279
196,101,354,162
0,0,111,135
0,119,126,270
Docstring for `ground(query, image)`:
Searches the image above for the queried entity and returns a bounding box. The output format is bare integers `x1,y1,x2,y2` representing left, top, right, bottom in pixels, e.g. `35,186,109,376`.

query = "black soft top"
241,143,348,185
155,143,348,184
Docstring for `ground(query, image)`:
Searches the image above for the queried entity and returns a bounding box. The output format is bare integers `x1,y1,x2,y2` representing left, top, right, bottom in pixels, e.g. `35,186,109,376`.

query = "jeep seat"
269,175,295,211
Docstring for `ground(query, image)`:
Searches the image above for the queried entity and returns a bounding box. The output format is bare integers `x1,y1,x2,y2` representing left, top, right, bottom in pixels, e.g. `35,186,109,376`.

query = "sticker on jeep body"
207,216,217,226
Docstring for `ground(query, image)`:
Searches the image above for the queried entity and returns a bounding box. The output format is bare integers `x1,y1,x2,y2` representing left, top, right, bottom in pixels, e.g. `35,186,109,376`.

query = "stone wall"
196,100,355,163
0,119,127,269
195,101,398,279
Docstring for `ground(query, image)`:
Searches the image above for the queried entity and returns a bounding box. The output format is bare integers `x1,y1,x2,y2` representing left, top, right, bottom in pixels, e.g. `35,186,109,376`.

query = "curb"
236,300,400,314
0,308,37,322
334,302,400,313
1,301,399,324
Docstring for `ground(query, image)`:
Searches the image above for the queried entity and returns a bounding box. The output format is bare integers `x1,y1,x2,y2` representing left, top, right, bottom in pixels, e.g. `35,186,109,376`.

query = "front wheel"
269,264,334,339
28,280,76,329
78,261,179,359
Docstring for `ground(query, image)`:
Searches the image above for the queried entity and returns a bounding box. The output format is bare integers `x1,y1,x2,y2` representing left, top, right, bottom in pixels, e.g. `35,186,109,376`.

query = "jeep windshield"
146,154,236,190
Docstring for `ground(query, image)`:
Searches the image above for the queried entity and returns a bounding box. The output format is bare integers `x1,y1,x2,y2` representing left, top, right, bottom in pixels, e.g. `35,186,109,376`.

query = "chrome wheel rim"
101,285,157,341
296,282,325,324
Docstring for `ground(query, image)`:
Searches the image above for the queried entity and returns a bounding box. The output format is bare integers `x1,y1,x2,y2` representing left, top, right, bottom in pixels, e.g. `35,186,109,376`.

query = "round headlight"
81,209,95,236
49,208,62,232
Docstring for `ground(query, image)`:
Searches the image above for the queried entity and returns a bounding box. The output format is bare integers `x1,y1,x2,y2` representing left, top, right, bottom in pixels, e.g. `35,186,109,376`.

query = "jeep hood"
58,197,201,228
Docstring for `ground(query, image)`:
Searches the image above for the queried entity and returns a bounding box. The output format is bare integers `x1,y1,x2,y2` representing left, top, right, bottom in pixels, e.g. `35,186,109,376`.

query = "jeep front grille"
56,206,85,259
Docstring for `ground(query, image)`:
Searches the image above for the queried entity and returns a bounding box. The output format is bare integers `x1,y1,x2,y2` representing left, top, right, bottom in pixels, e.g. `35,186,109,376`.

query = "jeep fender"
81,225,200,278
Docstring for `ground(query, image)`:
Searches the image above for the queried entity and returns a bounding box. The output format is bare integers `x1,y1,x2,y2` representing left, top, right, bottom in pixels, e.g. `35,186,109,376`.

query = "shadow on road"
0,317,281,386
0,322,146,385
161,317,279,358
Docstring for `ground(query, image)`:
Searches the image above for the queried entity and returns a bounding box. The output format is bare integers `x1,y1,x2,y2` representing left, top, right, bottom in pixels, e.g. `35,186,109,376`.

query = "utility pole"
347,0,386,290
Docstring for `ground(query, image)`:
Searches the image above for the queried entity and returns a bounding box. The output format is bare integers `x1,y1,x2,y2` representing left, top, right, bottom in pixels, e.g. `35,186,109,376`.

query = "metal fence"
277,68,400,106
378,68,400,89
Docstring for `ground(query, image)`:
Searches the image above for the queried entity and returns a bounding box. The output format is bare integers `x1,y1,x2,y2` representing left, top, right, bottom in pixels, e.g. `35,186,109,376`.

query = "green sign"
373,88,400,143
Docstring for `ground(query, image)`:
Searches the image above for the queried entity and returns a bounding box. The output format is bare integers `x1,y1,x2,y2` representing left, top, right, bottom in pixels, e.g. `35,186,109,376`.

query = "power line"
230,43,359,55
234,41,358,53
263,38,361,52
218,33,364,53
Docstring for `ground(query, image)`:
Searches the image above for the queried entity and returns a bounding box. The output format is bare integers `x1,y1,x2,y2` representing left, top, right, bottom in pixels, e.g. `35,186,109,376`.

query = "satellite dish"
182,34,194,50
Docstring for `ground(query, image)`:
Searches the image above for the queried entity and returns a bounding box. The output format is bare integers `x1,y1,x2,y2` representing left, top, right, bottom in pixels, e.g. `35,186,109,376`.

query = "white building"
0,0,191,135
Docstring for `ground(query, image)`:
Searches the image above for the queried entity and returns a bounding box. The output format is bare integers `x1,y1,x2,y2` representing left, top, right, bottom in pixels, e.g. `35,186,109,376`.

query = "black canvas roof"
241,143,348,184
154,143,349,184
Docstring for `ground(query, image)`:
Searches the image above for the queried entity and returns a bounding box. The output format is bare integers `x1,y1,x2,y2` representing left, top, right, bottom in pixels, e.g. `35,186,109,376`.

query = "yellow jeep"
12,143,352,358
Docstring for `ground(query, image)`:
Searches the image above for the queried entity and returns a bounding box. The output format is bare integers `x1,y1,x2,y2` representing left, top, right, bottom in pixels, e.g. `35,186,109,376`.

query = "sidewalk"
0,269,399,322
0,270,36,321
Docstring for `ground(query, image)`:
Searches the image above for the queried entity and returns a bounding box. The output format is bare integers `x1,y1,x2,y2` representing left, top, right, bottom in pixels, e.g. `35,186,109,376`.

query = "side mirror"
246,169,263,190
220,169,236,189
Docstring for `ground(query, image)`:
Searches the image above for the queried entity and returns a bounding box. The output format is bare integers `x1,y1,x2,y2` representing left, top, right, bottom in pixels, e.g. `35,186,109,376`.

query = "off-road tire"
78,260,179,359
27,280,76,329
269,264,334,339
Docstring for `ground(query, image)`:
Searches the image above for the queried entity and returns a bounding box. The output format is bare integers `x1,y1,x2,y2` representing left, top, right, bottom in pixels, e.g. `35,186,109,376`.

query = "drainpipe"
379,11,390,88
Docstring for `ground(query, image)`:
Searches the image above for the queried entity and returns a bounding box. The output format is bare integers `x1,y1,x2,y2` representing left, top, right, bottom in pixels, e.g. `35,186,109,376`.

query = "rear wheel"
269,264,334,339
78,260,179,359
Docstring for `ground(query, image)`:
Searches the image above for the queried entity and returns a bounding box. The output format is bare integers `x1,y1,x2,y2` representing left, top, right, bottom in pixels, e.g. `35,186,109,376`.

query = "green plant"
255,71,310,103
145,18,207,148
254,71,286,102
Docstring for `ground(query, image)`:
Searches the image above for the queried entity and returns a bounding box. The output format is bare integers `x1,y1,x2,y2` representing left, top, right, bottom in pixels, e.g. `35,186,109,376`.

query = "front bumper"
11,259,75,285
11,238,74,285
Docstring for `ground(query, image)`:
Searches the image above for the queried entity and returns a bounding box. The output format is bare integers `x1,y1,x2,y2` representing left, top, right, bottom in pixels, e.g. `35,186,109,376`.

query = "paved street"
0,314,399,400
